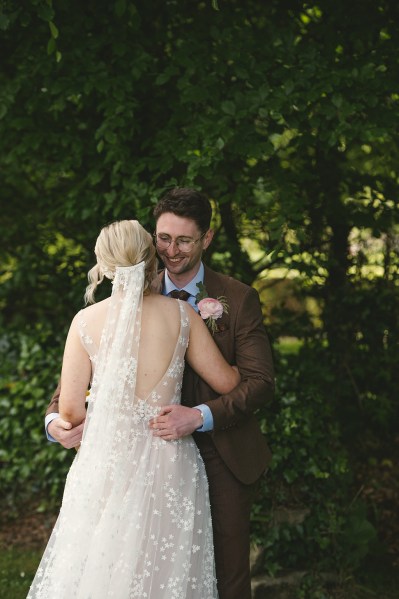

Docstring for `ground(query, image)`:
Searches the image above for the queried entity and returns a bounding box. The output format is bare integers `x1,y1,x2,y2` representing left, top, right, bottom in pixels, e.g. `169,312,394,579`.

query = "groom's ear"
202,229,214,250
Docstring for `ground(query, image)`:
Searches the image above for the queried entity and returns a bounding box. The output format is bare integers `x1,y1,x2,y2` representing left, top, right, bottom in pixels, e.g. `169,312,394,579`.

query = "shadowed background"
0,1,398,597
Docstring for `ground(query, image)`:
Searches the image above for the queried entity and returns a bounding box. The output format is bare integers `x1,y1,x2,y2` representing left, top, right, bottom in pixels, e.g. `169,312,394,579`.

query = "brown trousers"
194,433,260,599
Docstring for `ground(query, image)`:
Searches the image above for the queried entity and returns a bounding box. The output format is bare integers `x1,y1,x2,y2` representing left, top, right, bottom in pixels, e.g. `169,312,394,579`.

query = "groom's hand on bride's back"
48,417,85,449
149,405,203,441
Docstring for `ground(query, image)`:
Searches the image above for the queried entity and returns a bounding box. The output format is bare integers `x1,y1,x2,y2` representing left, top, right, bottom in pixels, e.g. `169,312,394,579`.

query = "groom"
45,187,275,599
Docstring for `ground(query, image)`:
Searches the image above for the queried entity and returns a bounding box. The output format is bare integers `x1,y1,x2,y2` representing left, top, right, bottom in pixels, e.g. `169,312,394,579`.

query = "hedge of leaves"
0,325,378,580
0,326,74,512
251,345,377,577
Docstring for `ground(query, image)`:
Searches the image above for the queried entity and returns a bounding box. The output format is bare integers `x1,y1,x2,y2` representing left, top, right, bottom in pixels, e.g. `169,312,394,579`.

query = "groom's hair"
154,187,212,232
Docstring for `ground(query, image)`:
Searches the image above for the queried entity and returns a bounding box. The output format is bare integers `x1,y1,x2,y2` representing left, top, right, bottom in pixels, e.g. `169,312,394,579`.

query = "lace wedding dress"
28,263,218,599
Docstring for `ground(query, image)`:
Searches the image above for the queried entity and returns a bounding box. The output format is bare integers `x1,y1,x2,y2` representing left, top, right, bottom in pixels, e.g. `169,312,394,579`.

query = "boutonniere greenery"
195,282,229,333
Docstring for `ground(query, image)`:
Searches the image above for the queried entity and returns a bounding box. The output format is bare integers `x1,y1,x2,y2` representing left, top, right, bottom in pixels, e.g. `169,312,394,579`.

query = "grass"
350,555,399,599
0,546,397,598
0,547,41,599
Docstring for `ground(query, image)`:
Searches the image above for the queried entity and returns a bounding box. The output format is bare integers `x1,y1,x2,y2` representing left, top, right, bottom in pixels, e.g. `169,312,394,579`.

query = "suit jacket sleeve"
46,381,61,416
204,285,274,431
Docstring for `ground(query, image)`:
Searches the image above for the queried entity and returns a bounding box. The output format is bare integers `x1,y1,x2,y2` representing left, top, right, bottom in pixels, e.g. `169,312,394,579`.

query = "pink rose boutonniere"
196,282,229,334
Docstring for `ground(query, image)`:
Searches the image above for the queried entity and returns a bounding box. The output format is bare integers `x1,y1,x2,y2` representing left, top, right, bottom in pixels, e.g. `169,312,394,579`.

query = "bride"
28,220,240,599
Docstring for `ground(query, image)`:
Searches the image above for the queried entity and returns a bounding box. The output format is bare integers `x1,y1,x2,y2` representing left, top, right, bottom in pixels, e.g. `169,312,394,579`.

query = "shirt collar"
163,262,204,300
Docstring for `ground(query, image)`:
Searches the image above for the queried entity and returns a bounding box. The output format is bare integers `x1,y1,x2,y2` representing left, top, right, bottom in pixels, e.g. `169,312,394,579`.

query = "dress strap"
177,299,190,337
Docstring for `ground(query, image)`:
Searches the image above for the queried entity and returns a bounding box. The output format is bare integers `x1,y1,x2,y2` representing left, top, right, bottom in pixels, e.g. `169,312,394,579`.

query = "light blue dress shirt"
45,262,214,442
163,263,204,311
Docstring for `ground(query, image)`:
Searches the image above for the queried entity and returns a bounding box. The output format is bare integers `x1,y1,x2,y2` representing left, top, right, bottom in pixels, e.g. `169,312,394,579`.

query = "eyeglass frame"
153,231,207,253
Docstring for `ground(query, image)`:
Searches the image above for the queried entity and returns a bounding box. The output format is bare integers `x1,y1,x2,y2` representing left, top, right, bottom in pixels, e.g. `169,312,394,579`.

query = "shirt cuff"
45,412,60,442
195,404,213,432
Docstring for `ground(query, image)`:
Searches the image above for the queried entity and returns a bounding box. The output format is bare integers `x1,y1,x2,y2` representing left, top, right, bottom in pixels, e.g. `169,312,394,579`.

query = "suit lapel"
203,265,226,300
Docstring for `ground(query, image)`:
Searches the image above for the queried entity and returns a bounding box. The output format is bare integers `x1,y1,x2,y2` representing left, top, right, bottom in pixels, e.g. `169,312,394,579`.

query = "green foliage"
251,346,378,577
2,0,399,321
0,0,398,586
0,327,73,510
0,548,41,599
326,279,399,437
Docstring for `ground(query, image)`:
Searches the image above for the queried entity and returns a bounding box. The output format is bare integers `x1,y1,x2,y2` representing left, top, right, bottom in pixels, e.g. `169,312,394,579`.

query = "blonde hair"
84,220,158,304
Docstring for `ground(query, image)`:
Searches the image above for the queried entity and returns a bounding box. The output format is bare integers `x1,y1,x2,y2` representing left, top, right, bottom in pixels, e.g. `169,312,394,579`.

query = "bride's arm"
58,316,91,427
185,308,240,394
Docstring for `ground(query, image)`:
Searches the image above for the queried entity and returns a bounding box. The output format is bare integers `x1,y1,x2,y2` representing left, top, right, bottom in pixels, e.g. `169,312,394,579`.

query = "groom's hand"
149,406,202,441
48,417,85,449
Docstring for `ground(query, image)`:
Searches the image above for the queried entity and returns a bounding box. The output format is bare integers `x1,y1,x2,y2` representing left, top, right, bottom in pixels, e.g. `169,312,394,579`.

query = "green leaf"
195,282,208,302
332,94,343,108
0,13,10,30
221,101,235,116
115,0,127,17
49,21,59,39
155,69,178,86
47,37,56,55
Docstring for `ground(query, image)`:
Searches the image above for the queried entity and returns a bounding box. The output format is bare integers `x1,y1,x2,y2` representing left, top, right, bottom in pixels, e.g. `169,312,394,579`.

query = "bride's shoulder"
72,298,110,324
144,293,181,315
146,292,173,304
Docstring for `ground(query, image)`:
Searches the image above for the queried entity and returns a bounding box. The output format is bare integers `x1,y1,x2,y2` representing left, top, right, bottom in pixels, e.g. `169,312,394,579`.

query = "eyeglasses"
153,232,206,253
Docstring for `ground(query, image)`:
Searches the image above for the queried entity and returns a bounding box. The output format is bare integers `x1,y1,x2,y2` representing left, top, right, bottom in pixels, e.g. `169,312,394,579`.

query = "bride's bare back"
135,295,185,399
59,292,239,427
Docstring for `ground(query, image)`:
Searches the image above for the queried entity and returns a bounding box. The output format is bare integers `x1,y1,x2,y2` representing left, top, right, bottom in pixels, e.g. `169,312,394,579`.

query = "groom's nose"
165,240,180,256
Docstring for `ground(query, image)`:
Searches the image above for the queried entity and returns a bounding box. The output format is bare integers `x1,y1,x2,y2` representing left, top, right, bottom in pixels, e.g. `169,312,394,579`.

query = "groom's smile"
155,213,213,287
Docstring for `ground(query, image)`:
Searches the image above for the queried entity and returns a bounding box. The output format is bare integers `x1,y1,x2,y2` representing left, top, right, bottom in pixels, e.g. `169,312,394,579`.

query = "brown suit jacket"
178,265,274,484
47,265,274,484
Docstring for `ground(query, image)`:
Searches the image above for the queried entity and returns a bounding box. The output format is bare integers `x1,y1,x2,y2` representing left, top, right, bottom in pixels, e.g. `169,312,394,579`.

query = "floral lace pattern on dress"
28,298,218,599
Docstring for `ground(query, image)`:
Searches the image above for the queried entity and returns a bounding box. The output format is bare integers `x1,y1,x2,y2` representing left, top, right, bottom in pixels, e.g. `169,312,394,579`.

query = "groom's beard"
158,250,203,283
